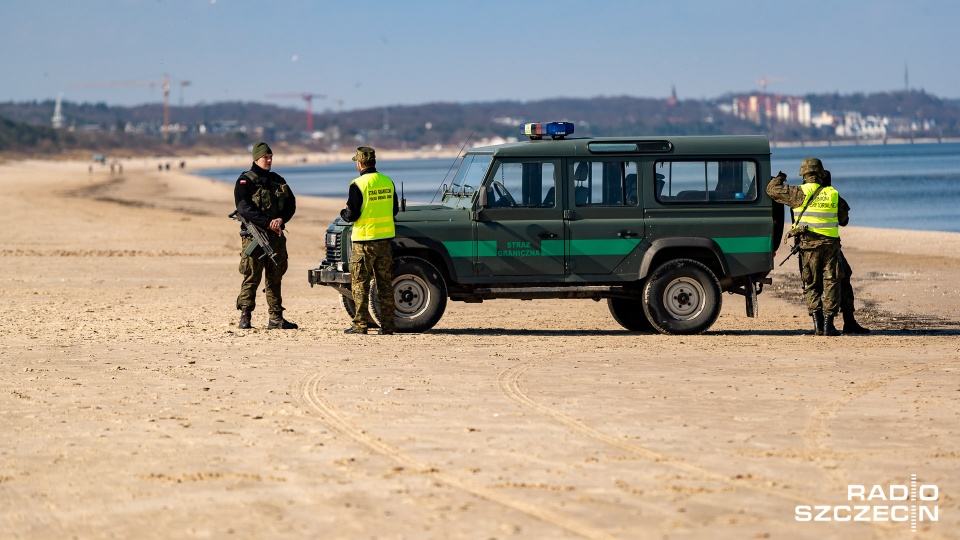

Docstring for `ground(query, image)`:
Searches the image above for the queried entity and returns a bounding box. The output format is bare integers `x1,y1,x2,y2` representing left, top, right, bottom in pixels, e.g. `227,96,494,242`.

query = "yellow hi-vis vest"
351,172,396,241
794,183,840,238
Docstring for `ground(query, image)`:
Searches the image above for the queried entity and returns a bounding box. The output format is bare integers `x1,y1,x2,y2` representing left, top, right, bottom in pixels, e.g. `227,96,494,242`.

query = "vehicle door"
563,158,645,276
473,158,565,277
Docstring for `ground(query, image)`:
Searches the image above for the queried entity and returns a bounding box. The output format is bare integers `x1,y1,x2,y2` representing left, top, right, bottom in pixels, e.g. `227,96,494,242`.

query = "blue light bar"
522,121,575,140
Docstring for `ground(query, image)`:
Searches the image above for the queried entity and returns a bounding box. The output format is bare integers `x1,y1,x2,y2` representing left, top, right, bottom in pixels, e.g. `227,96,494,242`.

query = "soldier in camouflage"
767,158,847,336
234,142,298,330
821,170,870,334
340,147,398,335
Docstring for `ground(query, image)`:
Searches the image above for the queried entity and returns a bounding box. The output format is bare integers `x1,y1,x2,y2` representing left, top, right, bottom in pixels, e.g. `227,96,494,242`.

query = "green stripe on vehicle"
442,240,474,258
569,238,641,256
712,236,771,253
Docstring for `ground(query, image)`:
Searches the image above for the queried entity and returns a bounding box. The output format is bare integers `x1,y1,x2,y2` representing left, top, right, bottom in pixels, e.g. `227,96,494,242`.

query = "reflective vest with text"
351,172,396,242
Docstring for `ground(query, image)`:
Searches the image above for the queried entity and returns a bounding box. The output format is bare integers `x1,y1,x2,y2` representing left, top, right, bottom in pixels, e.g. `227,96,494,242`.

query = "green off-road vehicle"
309,122,784,334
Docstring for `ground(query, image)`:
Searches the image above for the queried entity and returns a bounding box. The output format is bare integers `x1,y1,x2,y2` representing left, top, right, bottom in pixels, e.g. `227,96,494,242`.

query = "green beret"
252,142,273,161
352,146,376,163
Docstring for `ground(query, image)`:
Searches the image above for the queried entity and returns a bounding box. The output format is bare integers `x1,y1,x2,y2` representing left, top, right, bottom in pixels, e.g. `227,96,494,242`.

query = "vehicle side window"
655,160,758,203
572,160,639,207
484,161,556,208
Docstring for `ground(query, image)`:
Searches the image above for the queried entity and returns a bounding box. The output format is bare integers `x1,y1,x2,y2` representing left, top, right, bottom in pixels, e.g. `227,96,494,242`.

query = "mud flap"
745,276,758,318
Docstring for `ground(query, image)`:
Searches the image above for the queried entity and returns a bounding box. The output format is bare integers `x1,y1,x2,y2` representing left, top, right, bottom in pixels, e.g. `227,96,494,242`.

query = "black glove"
773,171,787,183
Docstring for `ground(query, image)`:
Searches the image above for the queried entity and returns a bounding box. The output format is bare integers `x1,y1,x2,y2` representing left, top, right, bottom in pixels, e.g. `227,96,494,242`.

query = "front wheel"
338,293,379,329
642,259,722,335
371,256,448,333
607,297,654,332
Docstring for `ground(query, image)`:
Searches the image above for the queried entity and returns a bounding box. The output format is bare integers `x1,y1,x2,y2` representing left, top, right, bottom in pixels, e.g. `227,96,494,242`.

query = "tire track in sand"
497,356,827,508
295,370,619,540
802,359,951,486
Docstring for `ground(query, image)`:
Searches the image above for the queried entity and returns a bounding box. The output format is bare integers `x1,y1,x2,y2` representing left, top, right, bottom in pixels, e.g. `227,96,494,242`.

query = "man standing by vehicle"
340,146,398,335
767,158,846,336
235,142,298,330
821,170,870,334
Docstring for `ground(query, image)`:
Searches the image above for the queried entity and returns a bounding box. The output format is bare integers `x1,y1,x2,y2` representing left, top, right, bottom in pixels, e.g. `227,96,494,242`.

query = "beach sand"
1,156,958,539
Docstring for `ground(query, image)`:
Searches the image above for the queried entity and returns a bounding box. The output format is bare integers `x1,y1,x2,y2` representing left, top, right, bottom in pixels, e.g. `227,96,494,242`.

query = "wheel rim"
662,277,705,320
393,275,429,317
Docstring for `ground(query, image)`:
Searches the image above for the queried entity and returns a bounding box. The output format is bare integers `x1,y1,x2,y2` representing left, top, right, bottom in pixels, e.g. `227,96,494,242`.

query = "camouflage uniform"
349,240,396,334
340,147,399,335
234,152,296,324
767,158,847,335
238,233,289,315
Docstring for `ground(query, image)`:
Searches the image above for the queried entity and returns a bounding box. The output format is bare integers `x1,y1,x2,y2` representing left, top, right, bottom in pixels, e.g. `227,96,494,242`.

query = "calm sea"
199,141,960,233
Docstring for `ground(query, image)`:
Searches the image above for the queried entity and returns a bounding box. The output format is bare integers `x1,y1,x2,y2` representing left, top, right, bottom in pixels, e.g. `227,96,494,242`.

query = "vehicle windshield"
442,153,492,208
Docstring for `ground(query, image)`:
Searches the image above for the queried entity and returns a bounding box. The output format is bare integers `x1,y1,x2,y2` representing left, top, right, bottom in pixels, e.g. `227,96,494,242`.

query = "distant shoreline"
770,136,960,148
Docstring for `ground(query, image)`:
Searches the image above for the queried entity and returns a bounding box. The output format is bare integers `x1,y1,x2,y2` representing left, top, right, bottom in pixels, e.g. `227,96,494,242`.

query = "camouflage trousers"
838,250,856,314
798,241,841,316
237,233,288,318
350,239,395,333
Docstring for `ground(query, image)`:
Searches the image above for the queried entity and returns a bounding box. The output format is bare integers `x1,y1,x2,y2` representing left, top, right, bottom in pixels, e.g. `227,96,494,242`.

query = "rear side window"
655,160,758,203
572,160,639,207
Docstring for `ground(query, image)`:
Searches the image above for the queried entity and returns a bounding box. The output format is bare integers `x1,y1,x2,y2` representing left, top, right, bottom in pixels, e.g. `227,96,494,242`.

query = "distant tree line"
1,90,958,158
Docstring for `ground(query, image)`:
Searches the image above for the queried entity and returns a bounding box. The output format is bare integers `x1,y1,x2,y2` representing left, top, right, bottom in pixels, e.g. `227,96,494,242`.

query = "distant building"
834,112,888,139
732,94,810,126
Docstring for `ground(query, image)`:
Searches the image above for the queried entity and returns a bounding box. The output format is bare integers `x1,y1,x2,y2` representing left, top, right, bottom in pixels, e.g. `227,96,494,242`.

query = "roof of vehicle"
469,135,770,158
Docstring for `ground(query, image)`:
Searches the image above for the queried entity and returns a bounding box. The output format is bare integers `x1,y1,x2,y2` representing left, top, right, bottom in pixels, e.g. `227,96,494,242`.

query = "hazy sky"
5,0,958,113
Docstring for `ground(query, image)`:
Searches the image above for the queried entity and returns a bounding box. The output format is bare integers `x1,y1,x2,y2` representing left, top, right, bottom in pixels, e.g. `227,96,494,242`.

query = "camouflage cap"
352,146,376,163
798,157,823,177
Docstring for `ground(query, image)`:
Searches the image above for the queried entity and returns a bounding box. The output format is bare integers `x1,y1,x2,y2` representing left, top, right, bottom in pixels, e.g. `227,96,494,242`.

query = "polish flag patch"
239,180,247,184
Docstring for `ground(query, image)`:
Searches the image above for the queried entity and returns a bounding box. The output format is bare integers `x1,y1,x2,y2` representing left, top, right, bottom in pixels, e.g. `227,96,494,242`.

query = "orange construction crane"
72,73,190,131
266,93,326,132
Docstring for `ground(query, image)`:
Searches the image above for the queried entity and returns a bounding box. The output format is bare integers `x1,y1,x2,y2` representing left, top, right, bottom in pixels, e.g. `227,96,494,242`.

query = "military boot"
268,317,298,330
842,311,871,334
812,311,824,336
238,309,252,329
823,314,841,336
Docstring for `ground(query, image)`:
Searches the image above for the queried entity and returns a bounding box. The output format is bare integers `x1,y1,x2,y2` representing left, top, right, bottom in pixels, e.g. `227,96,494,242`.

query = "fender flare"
638,237,729,279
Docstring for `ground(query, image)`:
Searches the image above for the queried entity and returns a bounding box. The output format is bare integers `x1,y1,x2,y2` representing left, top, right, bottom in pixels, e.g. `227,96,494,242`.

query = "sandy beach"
1,155,958,539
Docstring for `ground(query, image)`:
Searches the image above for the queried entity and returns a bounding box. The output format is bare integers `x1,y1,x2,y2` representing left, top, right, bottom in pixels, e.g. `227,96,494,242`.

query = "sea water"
200,141,960,233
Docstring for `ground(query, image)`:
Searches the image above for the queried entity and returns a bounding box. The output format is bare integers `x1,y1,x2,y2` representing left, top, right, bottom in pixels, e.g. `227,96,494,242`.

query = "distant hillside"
2,90,958,158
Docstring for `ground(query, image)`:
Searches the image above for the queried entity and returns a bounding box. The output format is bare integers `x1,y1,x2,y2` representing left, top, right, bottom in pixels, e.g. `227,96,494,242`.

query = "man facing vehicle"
340,146,399,335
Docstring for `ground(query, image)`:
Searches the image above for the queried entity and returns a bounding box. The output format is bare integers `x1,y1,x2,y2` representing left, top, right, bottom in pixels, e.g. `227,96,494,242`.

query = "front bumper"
308,262,351,287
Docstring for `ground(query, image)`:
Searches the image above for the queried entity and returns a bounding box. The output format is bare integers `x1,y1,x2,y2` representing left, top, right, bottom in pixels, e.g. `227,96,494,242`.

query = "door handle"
538,232,559,239
618,231,638,238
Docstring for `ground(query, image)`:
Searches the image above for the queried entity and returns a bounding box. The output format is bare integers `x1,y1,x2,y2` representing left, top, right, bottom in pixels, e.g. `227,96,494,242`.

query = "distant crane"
266,93,326,132
756,76,789,94
72,73,191,130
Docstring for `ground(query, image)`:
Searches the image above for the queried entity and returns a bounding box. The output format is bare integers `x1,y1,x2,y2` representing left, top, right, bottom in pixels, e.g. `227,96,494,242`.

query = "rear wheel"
370,256,448,333
607,297,654,332
642,259,722,335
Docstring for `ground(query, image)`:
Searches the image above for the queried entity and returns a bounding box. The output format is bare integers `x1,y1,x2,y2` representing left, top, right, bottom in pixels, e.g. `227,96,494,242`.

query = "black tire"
370,256,447,333
607,297,655,332
338,293,357,317
642,259,722,335
338,294,379,329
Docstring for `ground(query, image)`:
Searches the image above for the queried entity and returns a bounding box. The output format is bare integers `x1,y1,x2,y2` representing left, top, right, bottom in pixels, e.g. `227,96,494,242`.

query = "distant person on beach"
821,169,870,334
767,158,846,336
234,142,298,330
339,146,398,335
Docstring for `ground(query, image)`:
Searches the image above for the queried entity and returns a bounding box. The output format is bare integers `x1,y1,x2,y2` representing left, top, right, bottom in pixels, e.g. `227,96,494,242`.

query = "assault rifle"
778,237,801,266
229,210,278,265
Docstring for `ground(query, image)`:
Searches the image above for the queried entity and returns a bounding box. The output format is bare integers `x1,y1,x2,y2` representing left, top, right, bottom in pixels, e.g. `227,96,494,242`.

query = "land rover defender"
309,122,784,335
